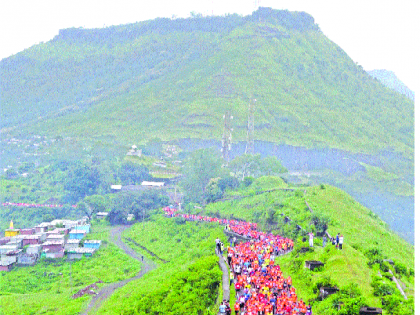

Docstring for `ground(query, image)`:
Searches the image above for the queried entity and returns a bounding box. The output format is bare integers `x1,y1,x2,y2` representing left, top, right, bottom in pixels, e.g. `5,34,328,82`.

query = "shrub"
394,262,408,276
174,217,186,225
365,248,384,266
372,280,395,296
379,261,390,273
243,176,254,187
312,276,337,294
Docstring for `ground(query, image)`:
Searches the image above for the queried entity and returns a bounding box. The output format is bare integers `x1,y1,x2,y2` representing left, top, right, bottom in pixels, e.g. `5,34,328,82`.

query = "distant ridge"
367,69,414,101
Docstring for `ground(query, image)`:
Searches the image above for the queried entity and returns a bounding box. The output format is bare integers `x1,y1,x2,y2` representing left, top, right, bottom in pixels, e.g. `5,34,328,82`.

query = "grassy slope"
0,223,141,315
202,178,414,313
304,185,413,269
1,9,413,160
97,215,226,314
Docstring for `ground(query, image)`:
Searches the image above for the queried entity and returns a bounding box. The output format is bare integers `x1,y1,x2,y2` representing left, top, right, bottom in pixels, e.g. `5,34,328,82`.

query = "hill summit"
1,7,413,159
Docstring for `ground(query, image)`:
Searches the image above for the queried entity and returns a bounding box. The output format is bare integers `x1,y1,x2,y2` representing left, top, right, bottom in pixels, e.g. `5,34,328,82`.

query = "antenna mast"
245,98,256,155
221,111,233,164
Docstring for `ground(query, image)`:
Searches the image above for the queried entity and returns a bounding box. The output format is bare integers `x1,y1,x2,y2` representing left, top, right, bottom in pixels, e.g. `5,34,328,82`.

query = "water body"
176,139,414,244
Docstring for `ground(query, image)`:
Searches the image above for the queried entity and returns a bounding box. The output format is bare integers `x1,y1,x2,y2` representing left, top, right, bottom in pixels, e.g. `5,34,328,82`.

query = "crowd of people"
2,202,77,208
163,207,311,315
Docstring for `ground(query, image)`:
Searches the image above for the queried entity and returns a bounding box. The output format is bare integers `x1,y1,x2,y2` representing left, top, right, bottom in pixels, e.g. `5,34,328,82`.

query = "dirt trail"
82,225,157,315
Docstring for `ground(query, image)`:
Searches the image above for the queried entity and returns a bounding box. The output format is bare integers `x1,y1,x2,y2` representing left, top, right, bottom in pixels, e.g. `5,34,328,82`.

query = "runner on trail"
219,302,226,314
216,237,221,254
308,232,314,247
163,207,309,315
339,234,344,250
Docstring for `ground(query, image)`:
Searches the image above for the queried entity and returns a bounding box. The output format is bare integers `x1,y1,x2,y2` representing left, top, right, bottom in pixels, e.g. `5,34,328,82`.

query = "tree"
204,178,223,203
180,148,223,204
107,190,168,225
82,194,108,220
118,162,150,185
64,164,101,203
228,154,287,180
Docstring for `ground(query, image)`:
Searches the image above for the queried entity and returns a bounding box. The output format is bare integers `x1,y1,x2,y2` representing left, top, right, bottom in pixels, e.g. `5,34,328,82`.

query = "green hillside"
1,7,413,159
202,177,414,314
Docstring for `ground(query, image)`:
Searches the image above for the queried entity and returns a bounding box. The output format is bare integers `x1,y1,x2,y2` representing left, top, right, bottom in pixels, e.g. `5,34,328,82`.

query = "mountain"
0,7,414,243
368,69,415,101
1,7,413,158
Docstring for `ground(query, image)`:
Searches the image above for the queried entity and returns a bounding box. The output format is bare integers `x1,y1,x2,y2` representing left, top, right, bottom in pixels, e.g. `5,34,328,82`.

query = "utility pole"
245,98,256,155
221,111,233,165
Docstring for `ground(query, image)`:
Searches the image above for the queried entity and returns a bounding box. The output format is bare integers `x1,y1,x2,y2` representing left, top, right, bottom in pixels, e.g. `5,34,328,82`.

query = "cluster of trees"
107,190,169,225
180,148,287,204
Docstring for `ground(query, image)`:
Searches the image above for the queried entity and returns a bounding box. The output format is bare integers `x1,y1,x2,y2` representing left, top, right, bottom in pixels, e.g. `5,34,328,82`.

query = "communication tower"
245,98,256,155
221,111,233,163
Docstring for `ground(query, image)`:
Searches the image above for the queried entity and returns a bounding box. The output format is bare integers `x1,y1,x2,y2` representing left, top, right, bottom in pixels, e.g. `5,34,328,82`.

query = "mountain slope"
368,69,415,101
1,7,414,159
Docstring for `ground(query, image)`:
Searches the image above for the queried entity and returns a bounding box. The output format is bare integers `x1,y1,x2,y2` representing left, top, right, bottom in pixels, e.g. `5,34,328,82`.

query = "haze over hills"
367,69,414,101
0,7,414,242
1,7,413,156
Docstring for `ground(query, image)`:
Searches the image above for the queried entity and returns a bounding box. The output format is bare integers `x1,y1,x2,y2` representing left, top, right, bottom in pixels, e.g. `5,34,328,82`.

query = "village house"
0,237,10,246
1,249,23,265
42,241,64,253
43,248,65,259
34,232,47,243
69,229,86,240
67,247,96,259
0,245,19,255
111,184,122,192
0,261,14,272
17,252,38,266
21,235,41,246
96,212,109,220
35,222,51,233
7,237,23,249
141,181,165,188
65,239,81,250
83,240,101,250
75,224,91,233
26,244,42,255
47,234,66,243
20,228,35,235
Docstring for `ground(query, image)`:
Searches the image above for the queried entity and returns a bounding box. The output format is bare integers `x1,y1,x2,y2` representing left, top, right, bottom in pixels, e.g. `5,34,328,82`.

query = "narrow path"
82,225,157,315
388,269,408,300
217,251,230,302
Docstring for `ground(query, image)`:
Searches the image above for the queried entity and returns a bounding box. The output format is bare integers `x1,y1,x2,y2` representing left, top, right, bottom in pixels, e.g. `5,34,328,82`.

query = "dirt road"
82,225,157,315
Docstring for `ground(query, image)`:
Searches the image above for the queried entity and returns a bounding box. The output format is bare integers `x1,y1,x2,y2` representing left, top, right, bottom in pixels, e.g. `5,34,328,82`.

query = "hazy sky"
1,0,418,92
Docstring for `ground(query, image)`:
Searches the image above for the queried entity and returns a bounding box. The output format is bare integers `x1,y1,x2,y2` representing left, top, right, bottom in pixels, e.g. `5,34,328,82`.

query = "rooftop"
67,239,81,244
69,229,86,234
67,247,96,254
42,241,64,246
84,240,101,244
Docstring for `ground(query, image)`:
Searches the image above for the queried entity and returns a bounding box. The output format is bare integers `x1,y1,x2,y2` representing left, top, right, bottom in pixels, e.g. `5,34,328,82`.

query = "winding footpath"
82,225,157,315
163,207,310,315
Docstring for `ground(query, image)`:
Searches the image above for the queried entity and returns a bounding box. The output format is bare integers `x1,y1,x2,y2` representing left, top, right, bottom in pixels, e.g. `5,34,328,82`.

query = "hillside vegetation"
1,8,413,159
97,215,226,314
202,177,414,314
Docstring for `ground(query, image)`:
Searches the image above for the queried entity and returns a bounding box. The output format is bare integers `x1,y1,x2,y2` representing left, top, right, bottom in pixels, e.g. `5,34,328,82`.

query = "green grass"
202,179,414,314
304,185,413,269
97,215,227,314
360,163,399,182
